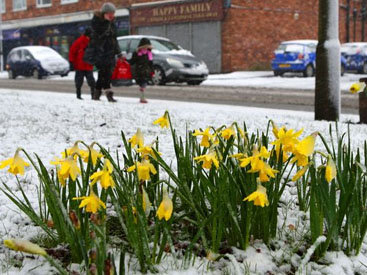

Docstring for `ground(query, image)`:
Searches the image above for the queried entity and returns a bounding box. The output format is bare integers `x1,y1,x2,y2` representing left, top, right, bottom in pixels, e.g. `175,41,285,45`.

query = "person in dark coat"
69,28,95,100
129,38,154,103
89,2,122,102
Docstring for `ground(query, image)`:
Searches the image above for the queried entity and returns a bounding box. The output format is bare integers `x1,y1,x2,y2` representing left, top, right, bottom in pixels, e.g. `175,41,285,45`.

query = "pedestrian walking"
129,38,154,104
87,2,122,102
69,28,95,100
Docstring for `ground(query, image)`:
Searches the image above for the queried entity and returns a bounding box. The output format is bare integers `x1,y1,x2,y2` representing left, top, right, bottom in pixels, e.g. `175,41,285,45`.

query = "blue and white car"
6,46,69,79
341,42,367,74
271,40,346,77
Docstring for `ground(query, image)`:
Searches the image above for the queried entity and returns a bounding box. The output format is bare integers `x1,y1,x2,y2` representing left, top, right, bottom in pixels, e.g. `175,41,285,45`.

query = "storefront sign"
130,0,223,27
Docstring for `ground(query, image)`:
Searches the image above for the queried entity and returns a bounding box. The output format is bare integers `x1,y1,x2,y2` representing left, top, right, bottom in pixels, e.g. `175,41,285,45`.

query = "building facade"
0,0,366,73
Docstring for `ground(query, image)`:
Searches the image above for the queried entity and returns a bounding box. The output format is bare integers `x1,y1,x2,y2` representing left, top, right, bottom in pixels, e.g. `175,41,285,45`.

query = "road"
0,78,359,114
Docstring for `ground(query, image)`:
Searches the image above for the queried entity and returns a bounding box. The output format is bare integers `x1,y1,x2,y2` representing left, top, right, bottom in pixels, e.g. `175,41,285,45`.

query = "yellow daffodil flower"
142,187,151,216
153,111,169,128
73,192,106,213
291,132,317,167
350,82,366,94
325,155,337,183
80,143,103,166
4,239,47,256
157,187,173,221
271,120,280,139
127,159,157,181
61,141,83,159
243,184,269,207
193,128,214,147
0,148,30,176
194,150,219,169
220,126,236,140
51,156,81,181
129,128,144,148
230,153,247,159
292,165,309,181
136,144,162,160
271,127,303,162
90,159,115,189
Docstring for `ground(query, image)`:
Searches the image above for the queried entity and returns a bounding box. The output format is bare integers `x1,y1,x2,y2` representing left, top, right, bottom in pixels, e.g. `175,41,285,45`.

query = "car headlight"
166,58,184,68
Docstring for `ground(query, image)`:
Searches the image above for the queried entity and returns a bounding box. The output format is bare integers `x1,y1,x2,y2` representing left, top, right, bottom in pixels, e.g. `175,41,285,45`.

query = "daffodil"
291,132,317,167
4,239,47,256
350,82,366,94
220,125,236,140
51,156,81,181
193,127,214,147
0,148,30,176
194,150,219,169
80,142,103,166
230,153,247,159
61,141,83,159
271,126,303,162
142,187,151,216
292,165,309,181
136,144,162,160
153,111,169,128
90,159,115,189
127,159,157,181
325,155,337,183
243,184,269,207
73,192,106,213
129,128,144,148
157,187,173,221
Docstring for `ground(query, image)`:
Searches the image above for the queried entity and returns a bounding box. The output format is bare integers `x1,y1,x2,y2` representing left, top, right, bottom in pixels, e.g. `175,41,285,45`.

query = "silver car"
117,35,209,85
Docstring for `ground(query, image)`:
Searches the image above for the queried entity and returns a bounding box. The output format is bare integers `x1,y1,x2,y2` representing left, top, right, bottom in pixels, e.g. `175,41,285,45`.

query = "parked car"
341,42,367,74
6,46,69,79
271,40,346,77
117,35,209,85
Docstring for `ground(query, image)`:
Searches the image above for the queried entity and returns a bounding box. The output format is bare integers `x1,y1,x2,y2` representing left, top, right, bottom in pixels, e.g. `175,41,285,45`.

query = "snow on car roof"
341,42,367,47
281,40,318,45
117,35,170,41
10,46,56,52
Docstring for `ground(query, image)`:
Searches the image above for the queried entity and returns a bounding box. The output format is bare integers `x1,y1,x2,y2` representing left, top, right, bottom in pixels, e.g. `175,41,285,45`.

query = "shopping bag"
111,59,133,86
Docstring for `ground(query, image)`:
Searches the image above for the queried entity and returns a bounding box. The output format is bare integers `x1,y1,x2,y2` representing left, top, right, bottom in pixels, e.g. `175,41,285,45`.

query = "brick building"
0,0,366,73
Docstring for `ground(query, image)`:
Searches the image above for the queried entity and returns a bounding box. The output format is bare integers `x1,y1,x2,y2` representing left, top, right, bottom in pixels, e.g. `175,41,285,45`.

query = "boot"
90,87,95,99
139,88,148,103
76,88,83,100
92,89,102,100
106,90,117,102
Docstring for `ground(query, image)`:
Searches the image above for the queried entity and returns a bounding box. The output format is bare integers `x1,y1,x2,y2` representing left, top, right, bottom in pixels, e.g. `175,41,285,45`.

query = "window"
60,0,78,4
129,39,140,52
118,39,129,52
13,0,26,11
37,0,51,8
1,0,5,13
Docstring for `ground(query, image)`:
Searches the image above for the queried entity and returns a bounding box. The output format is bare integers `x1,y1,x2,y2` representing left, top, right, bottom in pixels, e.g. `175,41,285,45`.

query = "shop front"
130,0,224,73
2,10,129,63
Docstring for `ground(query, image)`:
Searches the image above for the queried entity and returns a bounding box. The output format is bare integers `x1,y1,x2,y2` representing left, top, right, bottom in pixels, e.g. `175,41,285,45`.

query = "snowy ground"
0,88,367,274
0,70,365,92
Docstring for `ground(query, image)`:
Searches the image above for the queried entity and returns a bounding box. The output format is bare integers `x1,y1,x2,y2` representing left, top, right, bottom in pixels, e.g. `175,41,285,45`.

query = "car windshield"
151,39,181,52
277,44,304,53
28,47,62,60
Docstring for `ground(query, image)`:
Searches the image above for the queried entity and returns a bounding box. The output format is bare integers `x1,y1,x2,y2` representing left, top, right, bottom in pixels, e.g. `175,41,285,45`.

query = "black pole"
346,0,350,42
353,8,357,41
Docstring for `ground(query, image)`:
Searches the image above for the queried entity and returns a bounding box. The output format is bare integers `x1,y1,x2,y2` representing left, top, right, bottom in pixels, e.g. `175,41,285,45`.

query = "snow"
0,79,367,273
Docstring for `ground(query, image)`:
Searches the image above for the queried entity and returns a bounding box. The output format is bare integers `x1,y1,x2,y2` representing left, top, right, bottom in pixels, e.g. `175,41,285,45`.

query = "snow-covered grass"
1,88,367,274
1,70,365,92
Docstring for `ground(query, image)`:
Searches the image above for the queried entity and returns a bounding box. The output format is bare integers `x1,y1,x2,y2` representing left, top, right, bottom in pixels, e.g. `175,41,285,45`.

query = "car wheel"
33,69,42,79
273,70,284,77
187,80,203,85
341,64,345,76
8,70,16,79
303,64,314,77
152,66,166,85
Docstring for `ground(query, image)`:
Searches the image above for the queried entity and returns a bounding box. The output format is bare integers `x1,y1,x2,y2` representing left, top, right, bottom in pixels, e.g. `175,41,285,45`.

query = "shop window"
37,0,51,8
13,0,26,11
1,0,5,13
60,0,78,4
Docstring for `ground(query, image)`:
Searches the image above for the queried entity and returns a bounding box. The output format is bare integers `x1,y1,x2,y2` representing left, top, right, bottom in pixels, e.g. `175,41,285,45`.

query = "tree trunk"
315,0,340,121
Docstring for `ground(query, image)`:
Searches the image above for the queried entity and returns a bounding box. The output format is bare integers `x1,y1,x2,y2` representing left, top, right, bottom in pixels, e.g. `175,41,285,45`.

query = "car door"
10,50,23,75
23,50,36,76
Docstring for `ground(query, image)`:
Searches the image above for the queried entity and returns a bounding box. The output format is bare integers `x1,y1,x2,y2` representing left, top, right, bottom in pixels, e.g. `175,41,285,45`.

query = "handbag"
111,59,133,86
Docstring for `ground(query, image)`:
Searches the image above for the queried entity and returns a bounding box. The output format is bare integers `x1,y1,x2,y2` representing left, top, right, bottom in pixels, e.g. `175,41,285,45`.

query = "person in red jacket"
69,28,96,100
